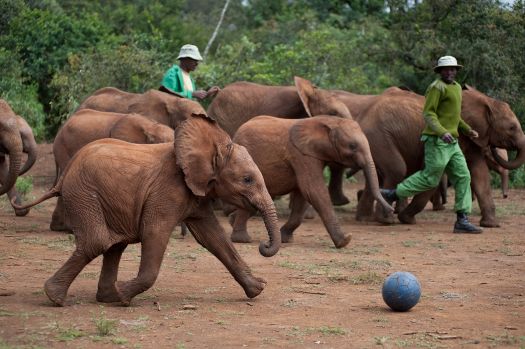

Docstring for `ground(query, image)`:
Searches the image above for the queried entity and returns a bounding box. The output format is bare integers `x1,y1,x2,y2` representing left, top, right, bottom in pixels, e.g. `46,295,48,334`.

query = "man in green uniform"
160,44,220,100
381,56,483,234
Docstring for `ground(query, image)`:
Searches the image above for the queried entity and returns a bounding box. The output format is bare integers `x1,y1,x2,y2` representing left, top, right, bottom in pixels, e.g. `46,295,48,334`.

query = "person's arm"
458,118,472,135
423,87,448,136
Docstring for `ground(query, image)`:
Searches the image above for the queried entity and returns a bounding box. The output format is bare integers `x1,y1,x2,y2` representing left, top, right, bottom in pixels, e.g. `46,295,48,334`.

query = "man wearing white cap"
381,56,483,234
160,44,220,100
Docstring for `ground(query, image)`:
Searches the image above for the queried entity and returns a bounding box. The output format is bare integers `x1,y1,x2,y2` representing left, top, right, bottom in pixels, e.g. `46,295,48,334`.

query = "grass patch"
57,327,85,341
401,240,419,248
111,337,128,345
486,332,525,347
93,311,117,336
18,235,75,251
351,271,382,285
317,326,347,336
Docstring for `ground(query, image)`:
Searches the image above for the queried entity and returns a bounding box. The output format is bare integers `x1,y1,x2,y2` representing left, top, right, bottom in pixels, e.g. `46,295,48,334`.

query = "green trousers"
396,135,472,213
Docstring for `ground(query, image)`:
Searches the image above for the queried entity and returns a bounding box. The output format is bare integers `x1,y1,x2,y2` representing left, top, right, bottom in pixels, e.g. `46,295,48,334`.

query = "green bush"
0,48,46,140
15,176,33,199
49,43,167,135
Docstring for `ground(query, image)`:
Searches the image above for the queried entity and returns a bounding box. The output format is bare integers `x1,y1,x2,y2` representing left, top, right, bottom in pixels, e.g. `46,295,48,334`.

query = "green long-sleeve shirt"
422,79,472,138
161,64,196,99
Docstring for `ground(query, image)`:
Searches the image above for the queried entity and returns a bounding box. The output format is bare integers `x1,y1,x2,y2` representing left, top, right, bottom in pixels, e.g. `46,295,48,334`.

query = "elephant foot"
355,214,374,222
44,278,67,307
333,233,352,249
480,219,500,228
281,230,294,243
231,230,252,243
375,214,395,225
398,211,416,225
96,286,121,303
242,276,266,299
15,208,30,217
114,281,132,306
330,193,350,206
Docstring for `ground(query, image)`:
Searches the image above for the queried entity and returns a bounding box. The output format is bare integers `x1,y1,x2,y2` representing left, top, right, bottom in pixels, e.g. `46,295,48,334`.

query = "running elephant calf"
14,116,281,306
230,115,393,248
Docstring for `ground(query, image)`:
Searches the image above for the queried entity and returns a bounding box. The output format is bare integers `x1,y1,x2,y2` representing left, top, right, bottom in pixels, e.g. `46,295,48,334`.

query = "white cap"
177,44,203,61
433,56,462,72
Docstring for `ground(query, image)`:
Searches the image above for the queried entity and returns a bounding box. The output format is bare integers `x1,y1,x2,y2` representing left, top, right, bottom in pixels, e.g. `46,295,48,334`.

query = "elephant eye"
243,176,253,184
348,142,357,150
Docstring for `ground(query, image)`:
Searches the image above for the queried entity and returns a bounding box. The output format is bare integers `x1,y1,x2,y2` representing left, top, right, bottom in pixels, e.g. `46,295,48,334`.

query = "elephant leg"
469,153,499,227
185,215,266,299
281,190,309,243
373,158,407,224
328,164,350,206
398,189,435,224
6,186,29,216
180,223,188,237
356,183,375,221
50,197,71,232
290,191,315,219
96,242,128,303
297,170,351,248
0,161,28,217
396,197,409,213
45,247,96,306
230,209,253,243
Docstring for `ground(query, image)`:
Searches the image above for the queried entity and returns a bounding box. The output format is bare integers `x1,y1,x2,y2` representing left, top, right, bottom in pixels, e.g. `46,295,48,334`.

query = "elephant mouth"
240,197,258,213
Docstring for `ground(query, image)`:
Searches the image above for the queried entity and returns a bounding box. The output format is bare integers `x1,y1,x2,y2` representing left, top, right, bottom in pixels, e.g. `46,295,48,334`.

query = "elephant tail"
11,161,66,210
11,187,60,210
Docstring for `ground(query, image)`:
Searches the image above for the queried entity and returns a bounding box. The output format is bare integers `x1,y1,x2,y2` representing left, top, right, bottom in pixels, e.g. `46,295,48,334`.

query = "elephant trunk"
254,192,281,257
491,138,525,170
361,153,394,213
19,136,37,175
0,133,23,195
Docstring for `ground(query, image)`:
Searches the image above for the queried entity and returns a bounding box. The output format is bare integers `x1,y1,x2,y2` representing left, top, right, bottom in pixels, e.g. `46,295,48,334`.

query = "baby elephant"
231,115,393,248
14,116,281,306
51,109,174,231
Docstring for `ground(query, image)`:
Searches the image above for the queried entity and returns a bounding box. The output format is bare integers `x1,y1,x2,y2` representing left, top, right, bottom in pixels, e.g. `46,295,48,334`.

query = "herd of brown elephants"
1,76,524,306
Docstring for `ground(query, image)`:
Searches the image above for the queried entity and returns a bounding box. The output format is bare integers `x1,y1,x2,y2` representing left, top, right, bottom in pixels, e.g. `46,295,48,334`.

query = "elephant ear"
289,118,340,161
175,116,229,196
294,76,316,117
165,98,215,128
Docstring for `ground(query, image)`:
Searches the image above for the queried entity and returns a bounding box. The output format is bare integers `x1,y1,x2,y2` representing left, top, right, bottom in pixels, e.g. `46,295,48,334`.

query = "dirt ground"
1,144,524,349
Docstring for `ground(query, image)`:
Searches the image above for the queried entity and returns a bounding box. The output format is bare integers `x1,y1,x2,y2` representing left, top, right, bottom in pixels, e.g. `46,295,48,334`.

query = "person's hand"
441,132,455,143
192,90,207,100
207,86,220,96
468,129,479,139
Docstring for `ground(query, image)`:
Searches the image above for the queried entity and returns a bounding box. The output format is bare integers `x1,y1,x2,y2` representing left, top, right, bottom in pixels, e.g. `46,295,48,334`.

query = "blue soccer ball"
382,271,421,312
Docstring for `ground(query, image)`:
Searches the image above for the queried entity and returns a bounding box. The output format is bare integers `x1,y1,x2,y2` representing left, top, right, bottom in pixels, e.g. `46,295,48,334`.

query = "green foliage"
49,43,166,135
2,7,109,103
0,0,522,191
15,176,33,199
93,311,117,336
198,17,396,92
0,48,46,140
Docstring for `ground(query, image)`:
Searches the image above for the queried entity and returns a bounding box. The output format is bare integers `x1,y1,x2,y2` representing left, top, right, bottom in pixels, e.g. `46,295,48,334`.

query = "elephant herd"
1,76,524,307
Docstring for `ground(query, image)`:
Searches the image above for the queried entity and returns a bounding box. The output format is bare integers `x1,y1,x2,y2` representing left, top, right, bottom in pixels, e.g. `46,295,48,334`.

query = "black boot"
453,212,483,234
380,189,398,205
